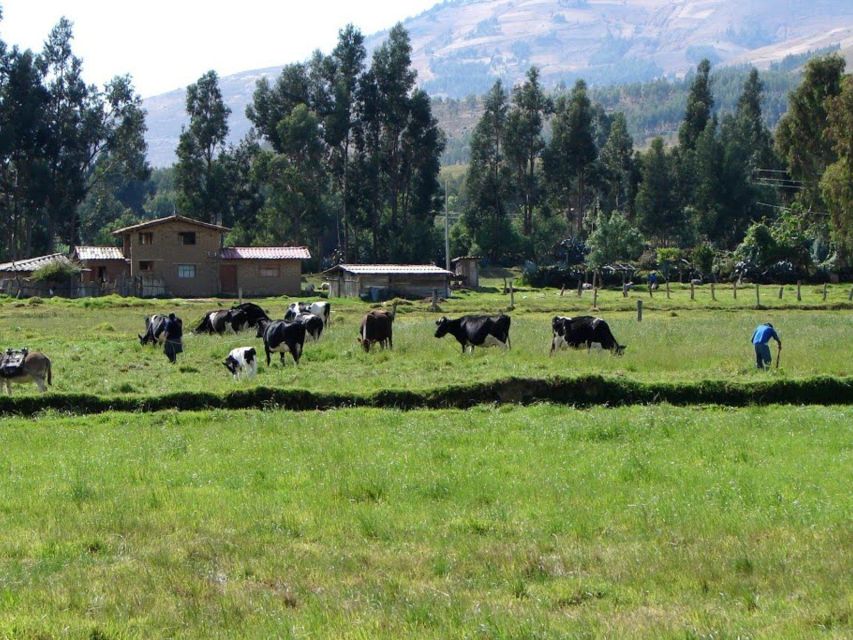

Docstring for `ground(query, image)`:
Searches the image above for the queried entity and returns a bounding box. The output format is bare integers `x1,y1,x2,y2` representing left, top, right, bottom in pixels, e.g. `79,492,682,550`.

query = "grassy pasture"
0,405,850,638
0,295,849,397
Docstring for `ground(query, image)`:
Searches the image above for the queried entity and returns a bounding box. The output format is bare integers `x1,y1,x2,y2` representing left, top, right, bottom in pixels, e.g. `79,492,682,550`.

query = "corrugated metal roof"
219,247,311,260
73,246,125,261
0,253,71,273
324,264,454,276
111,214,230,235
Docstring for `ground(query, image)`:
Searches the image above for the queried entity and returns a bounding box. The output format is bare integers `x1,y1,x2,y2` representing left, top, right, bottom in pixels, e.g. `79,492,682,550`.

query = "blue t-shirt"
752,324,780,345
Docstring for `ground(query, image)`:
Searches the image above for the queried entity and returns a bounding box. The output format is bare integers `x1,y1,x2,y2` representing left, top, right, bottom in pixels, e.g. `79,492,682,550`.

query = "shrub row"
0,375,851,416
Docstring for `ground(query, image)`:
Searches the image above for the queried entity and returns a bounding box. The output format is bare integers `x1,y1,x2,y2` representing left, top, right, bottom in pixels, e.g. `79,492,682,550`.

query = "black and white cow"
285,301,331,327
256,319,306,366
138,314,168,346
550,315,626,355
223,346,258,379
434,315,512,353
194,309,248,335
288,312,324,341
231,302,270,328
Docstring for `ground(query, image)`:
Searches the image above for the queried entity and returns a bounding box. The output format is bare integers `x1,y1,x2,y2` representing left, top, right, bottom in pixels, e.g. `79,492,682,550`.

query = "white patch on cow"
482,334,508,349
225,347,257,379
552,335,568,351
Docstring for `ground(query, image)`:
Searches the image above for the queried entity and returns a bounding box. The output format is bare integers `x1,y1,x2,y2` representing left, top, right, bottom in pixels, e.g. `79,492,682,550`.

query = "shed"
323,264,453,299
0,253,71,279
451,256,480,288
218,246,312,296
71,246,129,284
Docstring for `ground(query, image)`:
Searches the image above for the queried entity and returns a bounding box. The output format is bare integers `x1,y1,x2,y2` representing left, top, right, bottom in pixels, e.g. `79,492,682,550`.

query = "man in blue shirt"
751,322,781,369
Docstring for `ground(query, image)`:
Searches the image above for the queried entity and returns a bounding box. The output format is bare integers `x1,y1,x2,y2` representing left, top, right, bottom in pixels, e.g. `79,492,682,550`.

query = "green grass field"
1,405,850,638
0,294,850,398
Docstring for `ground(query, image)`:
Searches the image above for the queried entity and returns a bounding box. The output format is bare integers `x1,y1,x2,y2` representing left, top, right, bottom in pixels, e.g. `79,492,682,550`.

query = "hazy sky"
0,0,438,97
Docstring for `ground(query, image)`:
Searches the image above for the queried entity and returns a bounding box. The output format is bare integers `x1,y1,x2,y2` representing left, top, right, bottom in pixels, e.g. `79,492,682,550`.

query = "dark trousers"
165,339,183,363
754,343,771,369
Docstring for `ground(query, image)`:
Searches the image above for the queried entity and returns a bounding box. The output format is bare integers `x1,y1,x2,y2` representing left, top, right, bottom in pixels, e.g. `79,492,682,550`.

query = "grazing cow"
194,308,248,335
231,302,270,328
358,302,397,352
285,301,331,327
223,346,258,379
550,315,626,355
256,319,306,366
138,314,168,346
434,315,512,353
0,351,52,394
289,312,324,341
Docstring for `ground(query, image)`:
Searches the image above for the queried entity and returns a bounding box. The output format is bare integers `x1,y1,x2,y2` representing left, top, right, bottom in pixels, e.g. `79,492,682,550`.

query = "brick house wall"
221,260,302,297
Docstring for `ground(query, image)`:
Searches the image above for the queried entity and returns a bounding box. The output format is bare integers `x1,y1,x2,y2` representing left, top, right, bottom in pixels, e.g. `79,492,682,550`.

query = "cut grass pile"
0,405,850,638
0,301,850,398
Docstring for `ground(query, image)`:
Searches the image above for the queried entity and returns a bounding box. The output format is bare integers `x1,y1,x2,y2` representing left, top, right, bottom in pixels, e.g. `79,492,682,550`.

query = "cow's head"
138,333,147,346
283,304,299,322
223,355,239,376
615,344,627,356
255,319,270,338
434,317,450,338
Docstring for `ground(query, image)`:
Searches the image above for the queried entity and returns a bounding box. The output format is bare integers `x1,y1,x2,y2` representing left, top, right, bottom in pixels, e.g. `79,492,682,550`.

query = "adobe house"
70,246,129,283
111,214,310,297
323,264,453,299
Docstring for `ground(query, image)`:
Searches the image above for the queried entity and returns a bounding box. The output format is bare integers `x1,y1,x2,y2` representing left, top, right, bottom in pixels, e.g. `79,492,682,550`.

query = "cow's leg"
266,347,272,367
35,376,46,393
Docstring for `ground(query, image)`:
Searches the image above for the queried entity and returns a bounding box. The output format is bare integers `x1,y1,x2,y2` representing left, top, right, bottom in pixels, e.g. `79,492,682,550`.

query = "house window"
178,264,196,279
178,232,196,245
139,232,153,245
139,261,153,272
259,266,279,278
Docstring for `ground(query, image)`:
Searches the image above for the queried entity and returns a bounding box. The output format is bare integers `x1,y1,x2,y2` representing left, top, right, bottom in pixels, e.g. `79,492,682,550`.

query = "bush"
30,260,81,284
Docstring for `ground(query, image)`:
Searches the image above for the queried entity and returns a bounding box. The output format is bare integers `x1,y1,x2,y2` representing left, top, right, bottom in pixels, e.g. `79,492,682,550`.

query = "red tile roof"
219,247,311,260
72,246,125,261
111,214,230,235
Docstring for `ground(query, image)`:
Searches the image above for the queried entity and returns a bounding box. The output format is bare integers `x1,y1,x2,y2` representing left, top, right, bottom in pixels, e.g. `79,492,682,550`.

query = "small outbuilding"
71,246,129,284
323,264,453,299
451,256,480,288
0,253,71,281
218,246,312,296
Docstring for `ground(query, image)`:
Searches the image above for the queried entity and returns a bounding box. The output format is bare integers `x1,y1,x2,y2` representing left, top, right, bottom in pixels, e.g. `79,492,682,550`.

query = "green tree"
820,74,853,264
543,80,597,233
504,67,550,236
598,112,635,214
635,138,681,245
586,209,644,270
679,59,713,150
776,54,845,209
175,70,231,223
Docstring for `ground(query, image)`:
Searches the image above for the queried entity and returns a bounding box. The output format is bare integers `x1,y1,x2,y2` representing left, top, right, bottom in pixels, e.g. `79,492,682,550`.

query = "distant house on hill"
323,264,453,299
111,214,311,297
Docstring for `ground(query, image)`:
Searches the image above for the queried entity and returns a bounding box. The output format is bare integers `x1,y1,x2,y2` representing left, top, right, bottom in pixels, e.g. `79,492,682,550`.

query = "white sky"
0,0,438,97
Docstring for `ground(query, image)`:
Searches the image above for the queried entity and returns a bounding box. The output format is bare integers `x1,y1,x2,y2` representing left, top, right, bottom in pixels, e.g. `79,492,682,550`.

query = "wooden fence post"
797,280,802,301
665,280,671,299
238,287,243,305
509,281,515,309
593,286,598,309
637,299,643,322
711,282,716,301
431,288,439,312
622,282,629,298
690,281,695,300
778,286,783,300
559,284,565,297
733,281,737,299
848,287,853,301
823,283,828,302
755,283,760,308
577,279,583,297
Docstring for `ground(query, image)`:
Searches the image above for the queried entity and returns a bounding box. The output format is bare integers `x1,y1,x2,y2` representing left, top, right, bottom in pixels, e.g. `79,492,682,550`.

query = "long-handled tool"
775,343,781,369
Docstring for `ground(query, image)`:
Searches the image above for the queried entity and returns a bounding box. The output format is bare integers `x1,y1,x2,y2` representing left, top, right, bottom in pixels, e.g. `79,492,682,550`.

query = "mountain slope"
142,0,853,166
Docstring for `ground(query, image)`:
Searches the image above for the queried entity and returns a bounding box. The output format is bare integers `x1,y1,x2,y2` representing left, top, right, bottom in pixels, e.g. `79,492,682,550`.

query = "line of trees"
456,55,853,280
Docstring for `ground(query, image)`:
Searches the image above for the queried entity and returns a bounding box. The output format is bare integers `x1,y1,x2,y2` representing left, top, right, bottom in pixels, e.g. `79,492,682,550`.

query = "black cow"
550,315,626,355
288,312,324,341
232,302,270,328
256,319,306,366
434,315,512,353
138,314,167,346
194,309,248,335
358,310,394,353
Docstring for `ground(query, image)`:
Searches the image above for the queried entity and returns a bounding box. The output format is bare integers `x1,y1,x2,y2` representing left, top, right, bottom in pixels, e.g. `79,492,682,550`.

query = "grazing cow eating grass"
358,303,397,353
138,314,167,346
223,347,258,379
0,351,52,394
288,312,324,341
194,309,248,335
285,301,331,327
256,320,306,366
434,315,512,353
550,315,626,355
231,302,270,329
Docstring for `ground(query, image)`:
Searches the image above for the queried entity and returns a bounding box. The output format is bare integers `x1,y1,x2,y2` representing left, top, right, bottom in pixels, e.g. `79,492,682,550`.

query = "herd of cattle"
137,300,627,380
1,300,628,393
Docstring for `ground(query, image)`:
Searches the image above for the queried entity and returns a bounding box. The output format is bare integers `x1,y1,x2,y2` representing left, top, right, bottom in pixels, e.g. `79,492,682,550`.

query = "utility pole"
444,180,451,272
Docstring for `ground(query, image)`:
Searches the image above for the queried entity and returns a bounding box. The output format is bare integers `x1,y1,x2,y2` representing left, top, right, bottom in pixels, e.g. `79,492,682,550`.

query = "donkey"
1,351,52,394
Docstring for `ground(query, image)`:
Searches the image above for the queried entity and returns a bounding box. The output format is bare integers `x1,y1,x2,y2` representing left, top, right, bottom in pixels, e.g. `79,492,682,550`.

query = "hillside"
142,0,853,166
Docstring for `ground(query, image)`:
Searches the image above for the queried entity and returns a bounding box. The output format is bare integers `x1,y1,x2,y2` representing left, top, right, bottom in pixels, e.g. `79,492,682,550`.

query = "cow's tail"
324,304,331,327
193,315,210,334
47,358,52,386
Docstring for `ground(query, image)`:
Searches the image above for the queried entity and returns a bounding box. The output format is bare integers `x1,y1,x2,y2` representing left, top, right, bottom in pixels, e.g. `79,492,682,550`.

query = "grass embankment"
0,299,849,400
0,405,850,638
